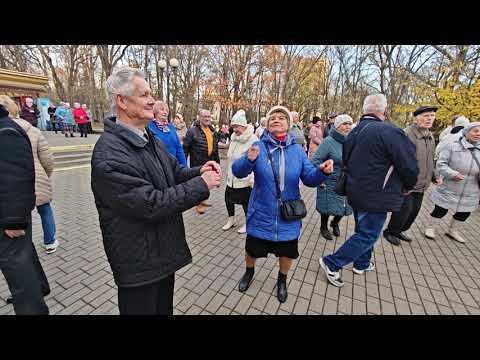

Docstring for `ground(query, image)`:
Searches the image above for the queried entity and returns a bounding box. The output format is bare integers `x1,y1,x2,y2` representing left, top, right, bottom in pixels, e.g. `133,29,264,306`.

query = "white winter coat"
431,136,480,212
226,124,258,188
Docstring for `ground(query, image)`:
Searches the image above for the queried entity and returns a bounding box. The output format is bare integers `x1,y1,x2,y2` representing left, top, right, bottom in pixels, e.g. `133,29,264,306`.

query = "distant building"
0,68,49,110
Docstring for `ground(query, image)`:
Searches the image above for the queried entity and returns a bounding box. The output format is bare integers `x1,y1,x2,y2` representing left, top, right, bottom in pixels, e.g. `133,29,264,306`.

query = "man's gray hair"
106,66,146,114
363,94,387,114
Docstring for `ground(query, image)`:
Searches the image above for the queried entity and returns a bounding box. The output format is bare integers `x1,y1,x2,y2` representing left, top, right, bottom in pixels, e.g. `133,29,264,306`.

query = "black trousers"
385,192,424,235
0,217,50,315
117,274,175,315
320,214,342,229
225,186,251,217
78,123,88,137
431,205,470,221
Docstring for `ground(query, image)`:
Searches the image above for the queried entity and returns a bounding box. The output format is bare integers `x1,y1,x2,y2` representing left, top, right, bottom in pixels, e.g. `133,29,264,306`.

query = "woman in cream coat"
223,110,258,233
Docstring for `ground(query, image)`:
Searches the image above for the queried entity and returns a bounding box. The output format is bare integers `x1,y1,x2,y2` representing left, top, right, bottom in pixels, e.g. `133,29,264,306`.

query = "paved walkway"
1,162,480,315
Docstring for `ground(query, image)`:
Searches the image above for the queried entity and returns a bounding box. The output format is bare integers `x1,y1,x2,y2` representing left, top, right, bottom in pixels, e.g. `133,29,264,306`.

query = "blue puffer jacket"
312,127,353,216
345,115,419,213
232,131,328,242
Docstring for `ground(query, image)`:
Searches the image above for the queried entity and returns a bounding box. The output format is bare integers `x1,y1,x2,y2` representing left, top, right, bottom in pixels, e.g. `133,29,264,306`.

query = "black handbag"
334,123,372,196
264,143,307,221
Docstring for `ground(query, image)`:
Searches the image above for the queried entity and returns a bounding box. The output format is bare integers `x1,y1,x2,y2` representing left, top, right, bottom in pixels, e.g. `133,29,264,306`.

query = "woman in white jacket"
223,110,259,233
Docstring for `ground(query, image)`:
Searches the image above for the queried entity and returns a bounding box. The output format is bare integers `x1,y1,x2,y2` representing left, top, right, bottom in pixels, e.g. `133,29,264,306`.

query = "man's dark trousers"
384,192,424,236
0,216,50,315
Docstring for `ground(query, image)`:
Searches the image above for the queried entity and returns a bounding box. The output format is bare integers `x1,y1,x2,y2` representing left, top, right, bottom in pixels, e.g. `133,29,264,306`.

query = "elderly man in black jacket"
319,94,418,288
91,67,221,315
0,104,50,315
183,109,220,214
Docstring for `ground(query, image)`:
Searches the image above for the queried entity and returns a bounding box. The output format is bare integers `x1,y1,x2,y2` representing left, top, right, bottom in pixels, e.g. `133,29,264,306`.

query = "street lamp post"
158,59,167,101
157,57,179,115
169,58,179,116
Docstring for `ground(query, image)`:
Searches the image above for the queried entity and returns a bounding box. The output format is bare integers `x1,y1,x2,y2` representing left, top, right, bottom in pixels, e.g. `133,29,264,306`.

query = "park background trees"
1,44,478,132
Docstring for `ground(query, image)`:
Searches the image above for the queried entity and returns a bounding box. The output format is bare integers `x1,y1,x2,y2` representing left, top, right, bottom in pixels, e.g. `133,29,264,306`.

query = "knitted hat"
455,116,470,128
462,122,480,136
266,105,292,129
231,109,247,127
334,114,353,128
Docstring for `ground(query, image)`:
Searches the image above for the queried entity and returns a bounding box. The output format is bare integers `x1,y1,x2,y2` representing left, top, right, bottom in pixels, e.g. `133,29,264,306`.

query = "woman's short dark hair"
312,116,321,124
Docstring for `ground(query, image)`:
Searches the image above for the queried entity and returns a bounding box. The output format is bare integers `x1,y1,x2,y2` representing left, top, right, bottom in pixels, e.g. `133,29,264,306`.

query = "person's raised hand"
453,173,465,182
247,145,260,162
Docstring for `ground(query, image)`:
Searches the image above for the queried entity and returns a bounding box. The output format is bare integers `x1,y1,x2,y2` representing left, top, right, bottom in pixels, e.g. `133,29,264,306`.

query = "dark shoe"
238,269,254,292
384,233,401,246
330,222,340,237
398,232,413,242
5,288,49,305
321,228,333,241
65,133,68,138
277,280,288,303
70,134,75,137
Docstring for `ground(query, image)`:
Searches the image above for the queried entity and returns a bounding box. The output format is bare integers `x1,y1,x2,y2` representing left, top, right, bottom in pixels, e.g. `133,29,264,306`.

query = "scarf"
264,131,289,191
153,118,170,132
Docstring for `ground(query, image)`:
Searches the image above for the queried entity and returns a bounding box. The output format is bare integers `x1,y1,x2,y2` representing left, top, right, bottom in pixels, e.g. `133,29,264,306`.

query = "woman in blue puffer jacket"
232,105,333,303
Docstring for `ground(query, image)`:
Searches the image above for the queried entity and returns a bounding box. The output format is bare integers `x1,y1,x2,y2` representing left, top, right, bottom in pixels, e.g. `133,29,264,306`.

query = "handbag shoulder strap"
469,148,480,171
344,122,373,166
261,141,282,201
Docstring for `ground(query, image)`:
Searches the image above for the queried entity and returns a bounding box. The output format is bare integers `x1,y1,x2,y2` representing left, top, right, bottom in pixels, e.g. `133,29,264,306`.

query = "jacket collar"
360,113,384,123
459,136,480,150
0,104,9,117
330,128,346,143
104,117,149,148
262,130,295,147
409,123,433,140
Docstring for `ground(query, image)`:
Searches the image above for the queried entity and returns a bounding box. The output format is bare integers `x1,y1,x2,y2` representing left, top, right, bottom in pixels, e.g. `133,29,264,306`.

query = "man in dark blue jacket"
0,104,50,314
319,94,418,287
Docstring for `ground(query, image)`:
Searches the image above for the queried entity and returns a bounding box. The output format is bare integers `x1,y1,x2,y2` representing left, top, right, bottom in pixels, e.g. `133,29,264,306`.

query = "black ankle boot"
238,267,254,292
321,227,333,240
330,221,340,237
277,272,288,303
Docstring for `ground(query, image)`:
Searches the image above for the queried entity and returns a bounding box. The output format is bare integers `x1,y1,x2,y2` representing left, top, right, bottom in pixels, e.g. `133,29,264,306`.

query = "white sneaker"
353,262,375,275
319,257,344,287
237,224,246,234
446,218,466,243
222,217,236,231
44,239,59,254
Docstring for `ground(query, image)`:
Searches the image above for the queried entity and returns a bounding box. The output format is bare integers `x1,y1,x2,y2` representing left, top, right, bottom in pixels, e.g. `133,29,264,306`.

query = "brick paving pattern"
1,162,479,315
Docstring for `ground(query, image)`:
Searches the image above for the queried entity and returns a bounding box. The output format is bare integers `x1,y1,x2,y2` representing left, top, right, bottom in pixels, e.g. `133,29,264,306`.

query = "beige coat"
13,118,54,206
404,124,436,193
226,124,258,188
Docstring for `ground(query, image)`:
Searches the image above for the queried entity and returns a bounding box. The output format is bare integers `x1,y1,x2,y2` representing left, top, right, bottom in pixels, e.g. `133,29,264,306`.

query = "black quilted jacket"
183,122,220,167
91,117,210,288
0,105,36,230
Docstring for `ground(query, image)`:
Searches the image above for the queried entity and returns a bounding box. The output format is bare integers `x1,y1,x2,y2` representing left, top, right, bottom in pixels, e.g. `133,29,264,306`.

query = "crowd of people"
18,97,96,138
1,66,479,315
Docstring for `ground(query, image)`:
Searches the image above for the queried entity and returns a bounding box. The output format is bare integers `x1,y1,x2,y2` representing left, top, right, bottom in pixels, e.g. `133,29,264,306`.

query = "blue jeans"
37,202,56,245
323,211,387,272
